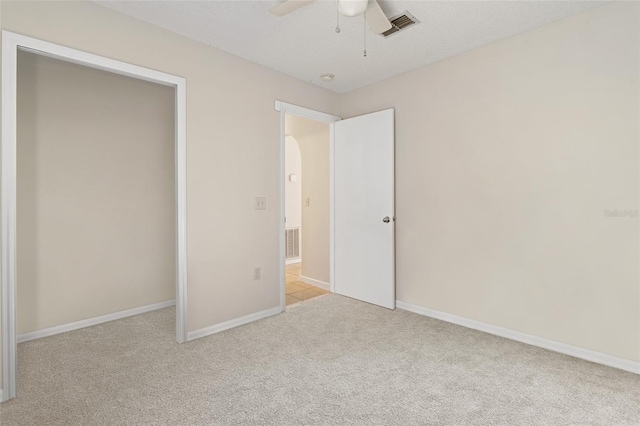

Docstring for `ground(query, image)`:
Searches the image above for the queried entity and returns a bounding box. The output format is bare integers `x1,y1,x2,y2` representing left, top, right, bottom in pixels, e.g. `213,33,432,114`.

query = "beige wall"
286,115,330,284
341,2,640,362
16,51,176,334
0,0,3,388
0,0,341,373
284,136,302,230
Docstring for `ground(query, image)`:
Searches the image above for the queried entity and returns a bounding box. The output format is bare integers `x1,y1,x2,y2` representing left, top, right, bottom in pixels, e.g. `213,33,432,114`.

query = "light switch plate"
255,197,267,210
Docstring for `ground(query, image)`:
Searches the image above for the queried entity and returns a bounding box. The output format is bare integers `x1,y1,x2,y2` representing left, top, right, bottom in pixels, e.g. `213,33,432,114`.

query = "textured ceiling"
93,0,607,93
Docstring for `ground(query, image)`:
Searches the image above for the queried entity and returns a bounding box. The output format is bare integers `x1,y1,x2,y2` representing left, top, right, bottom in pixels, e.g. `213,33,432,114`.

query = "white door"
334,109,395,309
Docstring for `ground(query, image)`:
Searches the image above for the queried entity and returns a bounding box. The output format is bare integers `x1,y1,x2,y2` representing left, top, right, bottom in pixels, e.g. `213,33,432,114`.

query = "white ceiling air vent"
381,11,420,38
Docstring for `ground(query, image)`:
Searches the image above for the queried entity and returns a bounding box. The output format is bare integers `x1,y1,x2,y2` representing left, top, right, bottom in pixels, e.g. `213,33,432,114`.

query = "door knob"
383,216,390,223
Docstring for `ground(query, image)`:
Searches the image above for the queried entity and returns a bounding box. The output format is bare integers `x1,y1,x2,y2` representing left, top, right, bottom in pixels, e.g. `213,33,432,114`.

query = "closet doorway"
1,32,188,402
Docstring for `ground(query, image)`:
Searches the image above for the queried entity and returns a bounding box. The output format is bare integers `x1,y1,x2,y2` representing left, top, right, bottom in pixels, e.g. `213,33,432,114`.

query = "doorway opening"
275,101,341,311
16,50,177,334
284,116,331,306
2,32,188,402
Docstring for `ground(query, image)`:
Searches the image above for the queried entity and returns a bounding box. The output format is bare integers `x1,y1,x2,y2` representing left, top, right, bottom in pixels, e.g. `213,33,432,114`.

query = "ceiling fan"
269,0,393,35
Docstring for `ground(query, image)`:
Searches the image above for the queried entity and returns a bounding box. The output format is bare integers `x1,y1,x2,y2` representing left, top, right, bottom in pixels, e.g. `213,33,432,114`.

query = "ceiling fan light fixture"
338,0,368,17
320,73,335,82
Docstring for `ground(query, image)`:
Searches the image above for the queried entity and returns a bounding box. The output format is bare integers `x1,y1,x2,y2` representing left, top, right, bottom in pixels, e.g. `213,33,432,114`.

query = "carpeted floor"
1,294,639,425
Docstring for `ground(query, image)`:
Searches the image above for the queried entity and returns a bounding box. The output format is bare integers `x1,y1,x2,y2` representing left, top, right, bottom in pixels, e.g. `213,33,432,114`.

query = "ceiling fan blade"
366,0,392,34
269,0,315,17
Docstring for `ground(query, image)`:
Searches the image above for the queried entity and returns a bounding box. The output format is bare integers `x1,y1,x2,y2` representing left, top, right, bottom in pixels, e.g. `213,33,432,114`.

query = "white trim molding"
0,389,3,402
286,259,301,266
300,275,331,291
2,30,19,404
396,301,640,375
17,300,176,344
329,124,335,294
187,306,281,341
275,100,341,123
2,31,189,402
275,101,341,313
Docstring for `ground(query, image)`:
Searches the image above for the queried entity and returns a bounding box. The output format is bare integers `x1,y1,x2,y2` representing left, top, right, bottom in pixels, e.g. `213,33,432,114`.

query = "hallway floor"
285,263,329,306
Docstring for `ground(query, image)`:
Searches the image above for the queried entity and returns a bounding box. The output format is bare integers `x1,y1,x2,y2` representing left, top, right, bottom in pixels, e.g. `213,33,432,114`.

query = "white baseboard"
396,300,640,375
0,389,3,402
187,306,281,341
300,275,330,291
286,259,301,266
17,300,176,343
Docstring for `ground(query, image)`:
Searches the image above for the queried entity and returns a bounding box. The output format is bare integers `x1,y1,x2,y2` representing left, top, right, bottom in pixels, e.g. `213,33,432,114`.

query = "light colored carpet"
1,294,639,425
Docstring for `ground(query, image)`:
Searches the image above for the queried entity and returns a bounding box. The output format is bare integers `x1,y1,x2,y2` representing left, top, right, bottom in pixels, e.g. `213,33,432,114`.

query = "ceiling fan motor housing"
339,0,369,17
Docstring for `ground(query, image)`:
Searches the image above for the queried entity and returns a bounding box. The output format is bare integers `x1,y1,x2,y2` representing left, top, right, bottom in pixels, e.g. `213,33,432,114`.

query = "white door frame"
275,101,341,311
1,31,189,402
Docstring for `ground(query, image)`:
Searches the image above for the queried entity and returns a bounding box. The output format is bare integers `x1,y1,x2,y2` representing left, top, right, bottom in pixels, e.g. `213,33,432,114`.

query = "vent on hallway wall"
381,11,420,38
286,228,300,259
